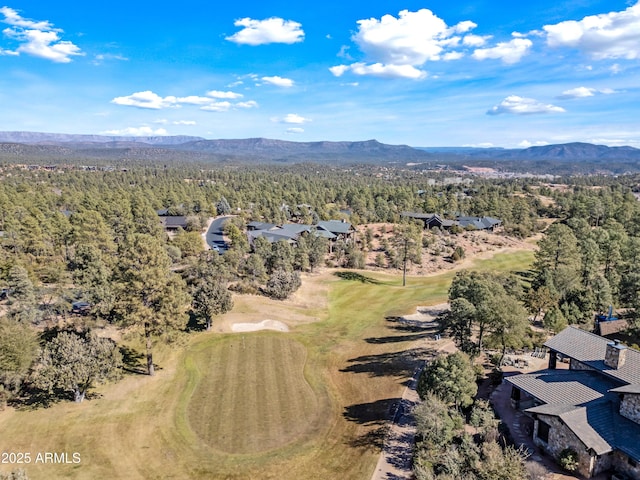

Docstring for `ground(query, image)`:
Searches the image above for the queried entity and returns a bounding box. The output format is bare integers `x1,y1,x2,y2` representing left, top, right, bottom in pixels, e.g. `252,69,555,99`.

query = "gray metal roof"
544,326,640,386
316,220,353,235
507,370,616,406
610,384,640,394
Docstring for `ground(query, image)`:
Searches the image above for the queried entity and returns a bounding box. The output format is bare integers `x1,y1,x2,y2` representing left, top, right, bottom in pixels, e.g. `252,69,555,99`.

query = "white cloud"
0,6,53,30
330,9,478,79
558,86,618,99
329,65,350,77
101,126,168,136
226,17,304,45
206,90,243,99
518,140,549,148
271,114,310,124
463,34,491,47
330,62,427,79
559,86,596,99
112,91,177,109
463,142,495,148
610,63,622,74
235,101,258,109
200,102,232,112
172,120,196,125
472,38,532,64
261,76,294,87
443,51,464,61
112,90,257,111
280,113,310,124
0,7,83,63
487,95,566,115
286,127,304,134
93,53,128,65
544,2,640,59
353,9,472,66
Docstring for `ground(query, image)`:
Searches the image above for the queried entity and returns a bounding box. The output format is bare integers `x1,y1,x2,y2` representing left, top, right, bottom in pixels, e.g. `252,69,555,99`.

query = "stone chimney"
604,339,627,369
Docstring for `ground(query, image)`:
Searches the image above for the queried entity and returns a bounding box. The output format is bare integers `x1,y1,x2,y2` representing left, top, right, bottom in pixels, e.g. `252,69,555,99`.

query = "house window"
537,420,550,443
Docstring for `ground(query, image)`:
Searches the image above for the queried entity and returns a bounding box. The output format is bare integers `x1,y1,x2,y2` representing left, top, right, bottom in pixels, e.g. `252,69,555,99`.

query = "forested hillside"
1,159,640,408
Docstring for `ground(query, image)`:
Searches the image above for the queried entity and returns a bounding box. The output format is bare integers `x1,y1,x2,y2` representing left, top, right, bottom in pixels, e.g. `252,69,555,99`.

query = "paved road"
204,216,231,252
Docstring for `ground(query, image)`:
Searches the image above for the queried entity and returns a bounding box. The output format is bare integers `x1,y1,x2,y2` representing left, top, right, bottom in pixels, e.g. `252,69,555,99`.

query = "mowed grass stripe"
186,334,317,454
280,338,315,438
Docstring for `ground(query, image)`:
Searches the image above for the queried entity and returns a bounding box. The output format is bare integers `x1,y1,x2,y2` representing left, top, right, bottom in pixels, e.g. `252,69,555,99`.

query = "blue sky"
1,1,639,147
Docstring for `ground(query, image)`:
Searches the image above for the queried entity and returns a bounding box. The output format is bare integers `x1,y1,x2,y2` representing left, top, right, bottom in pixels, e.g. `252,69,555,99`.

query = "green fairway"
0,248,534,480
185,334,319,454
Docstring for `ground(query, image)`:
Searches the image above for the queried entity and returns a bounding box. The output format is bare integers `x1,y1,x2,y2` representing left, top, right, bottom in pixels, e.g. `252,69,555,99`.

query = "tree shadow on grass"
344,398,399,449
341,347,431,379
334,271,384,284
120,346,147,375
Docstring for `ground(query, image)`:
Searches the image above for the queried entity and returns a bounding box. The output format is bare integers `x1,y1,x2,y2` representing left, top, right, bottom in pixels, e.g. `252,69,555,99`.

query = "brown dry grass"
0,248,535,480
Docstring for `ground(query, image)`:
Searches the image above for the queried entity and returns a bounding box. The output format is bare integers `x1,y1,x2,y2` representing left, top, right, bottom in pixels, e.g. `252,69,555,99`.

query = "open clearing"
0,248,534,480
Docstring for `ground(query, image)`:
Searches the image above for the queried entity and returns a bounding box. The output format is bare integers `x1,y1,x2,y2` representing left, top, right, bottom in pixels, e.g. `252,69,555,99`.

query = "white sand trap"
401,303,449,323
231,319,290,333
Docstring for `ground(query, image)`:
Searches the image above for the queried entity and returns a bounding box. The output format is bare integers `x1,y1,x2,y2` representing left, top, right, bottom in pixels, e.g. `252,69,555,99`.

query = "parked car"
71,301,92,315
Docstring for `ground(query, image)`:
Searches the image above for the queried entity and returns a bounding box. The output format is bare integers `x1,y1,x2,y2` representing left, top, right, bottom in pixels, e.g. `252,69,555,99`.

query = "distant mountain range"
1,132,640,169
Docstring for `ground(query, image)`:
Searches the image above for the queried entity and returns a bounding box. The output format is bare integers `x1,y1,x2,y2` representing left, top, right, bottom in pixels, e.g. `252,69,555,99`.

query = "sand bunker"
231,319,290,333
401,303,449,323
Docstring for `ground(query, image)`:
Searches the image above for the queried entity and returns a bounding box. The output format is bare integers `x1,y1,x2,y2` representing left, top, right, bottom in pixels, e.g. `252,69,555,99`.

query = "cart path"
370,340,457,480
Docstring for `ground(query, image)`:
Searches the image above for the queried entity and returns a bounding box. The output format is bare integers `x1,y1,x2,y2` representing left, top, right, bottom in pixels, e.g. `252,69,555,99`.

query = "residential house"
160,216,189,232
316,220,356,243
247,221,350,248
401,212,501,231
506,326,640,478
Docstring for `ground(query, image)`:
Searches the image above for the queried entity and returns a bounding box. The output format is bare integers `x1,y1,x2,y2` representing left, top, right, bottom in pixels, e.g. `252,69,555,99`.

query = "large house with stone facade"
506,326,640,479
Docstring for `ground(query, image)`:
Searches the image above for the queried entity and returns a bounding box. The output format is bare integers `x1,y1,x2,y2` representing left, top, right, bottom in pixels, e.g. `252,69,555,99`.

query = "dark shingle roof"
544,326,640,386
507,370,616,406
317,220,353,234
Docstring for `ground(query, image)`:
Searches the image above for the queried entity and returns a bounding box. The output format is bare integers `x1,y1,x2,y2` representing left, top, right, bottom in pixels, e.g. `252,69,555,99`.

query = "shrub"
558,448,579,472
263,269,301,300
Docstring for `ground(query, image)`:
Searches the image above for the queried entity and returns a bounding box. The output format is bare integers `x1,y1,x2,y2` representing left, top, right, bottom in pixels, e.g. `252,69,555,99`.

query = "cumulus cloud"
544,2,640,59
261,76,294,87
0,6,83,62
206,90,243,99
101,126,168,136
487,95,566,115
352,9,473,65
330,8,534,79
112,91,176,109
111,90,256,111
330,62,427,79
236,100,258,109
558,86,618,99
226,17,304,45
559,86,596,98
518,140,549,148
462,34,491,47
271,114,310,124
472,37,532,64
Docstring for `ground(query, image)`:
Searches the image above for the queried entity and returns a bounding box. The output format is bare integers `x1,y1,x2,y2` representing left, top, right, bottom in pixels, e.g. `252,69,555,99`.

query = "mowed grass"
186,334,319,454
0,249,534,480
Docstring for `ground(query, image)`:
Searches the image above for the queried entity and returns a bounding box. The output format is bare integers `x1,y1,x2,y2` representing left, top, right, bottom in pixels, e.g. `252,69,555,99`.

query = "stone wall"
613,451,640,478
570,359,597,371
620,393,640,425
533,414,605,478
